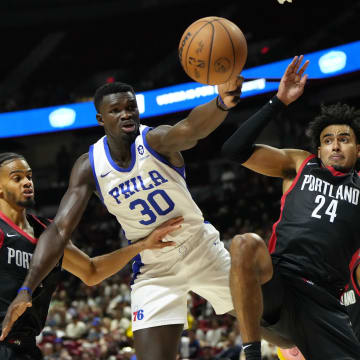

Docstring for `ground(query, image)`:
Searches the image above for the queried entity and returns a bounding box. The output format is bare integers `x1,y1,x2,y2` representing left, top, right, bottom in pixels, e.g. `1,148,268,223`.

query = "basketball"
178,16,247,85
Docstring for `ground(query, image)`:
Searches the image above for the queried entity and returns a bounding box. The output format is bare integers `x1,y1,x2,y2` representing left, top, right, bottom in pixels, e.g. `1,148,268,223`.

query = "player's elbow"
82,276,100,287
221,144,240,163
222,141,255,164
81,261,100,286
53,221,72,248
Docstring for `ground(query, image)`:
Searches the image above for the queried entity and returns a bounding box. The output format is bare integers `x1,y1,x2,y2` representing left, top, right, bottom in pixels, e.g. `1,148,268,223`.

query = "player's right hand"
141,216,184,250
218,75,244,109
0,292,32,341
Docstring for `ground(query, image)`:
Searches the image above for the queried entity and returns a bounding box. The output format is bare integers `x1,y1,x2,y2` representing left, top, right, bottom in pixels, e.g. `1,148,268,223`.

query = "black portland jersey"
269,155,360,294
0,211,62,337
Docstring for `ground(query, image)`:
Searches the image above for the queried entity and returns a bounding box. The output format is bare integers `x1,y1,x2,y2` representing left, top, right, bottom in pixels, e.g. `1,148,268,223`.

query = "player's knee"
230,232,264,264
230,233,272,282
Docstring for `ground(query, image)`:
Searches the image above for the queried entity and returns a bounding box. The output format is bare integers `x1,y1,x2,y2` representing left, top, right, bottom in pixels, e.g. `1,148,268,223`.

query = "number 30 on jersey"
129,189,175,225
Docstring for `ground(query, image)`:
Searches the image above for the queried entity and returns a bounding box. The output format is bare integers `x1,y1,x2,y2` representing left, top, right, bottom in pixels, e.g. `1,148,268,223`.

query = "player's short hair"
0,152,25,167
93,82,135,112
306,103,360,151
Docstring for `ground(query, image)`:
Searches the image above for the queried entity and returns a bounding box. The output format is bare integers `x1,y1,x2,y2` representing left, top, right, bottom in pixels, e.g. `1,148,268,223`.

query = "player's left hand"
218,75,244,109
0,291,32,341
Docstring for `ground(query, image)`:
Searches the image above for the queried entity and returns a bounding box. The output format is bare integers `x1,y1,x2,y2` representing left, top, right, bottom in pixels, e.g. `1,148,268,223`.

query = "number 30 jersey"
89,125,206,264
269,154,360,294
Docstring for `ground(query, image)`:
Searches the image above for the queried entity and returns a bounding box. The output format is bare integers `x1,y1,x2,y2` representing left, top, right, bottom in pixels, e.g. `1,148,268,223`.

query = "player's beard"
17,198,36,209
4,189,36,209
332,165,352,173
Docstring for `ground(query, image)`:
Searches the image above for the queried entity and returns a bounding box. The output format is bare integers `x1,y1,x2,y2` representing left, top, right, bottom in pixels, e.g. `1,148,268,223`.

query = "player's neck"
106,135,133,167
0,201,28,229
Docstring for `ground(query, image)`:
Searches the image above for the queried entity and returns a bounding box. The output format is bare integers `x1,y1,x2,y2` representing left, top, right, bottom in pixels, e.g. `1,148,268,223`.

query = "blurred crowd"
39,276,279,360
33,159,283,360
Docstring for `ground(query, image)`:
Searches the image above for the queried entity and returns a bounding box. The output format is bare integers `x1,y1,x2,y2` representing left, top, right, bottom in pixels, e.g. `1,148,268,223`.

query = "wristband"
216,94,230,111
269,95,287,110
17,286,32,296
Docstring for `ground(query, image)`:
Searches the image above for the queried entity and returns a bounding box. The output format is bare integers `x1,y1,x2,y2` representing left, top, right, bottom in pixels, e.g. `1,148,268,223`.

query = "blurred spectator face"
188,330,197,341
59,349,72,360
42,342,54,356
59,290,67,301
202,346,214,359
210,319,219,328
81,353,92,360
54,337,63,352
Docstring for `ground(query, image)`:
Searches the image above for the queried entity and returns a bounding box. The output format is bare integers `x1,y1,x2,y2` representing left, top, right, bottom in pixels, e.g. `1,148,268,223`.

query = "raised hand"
277,55,309,105
218,75,245,109
141,216,184,250
0,291,32,341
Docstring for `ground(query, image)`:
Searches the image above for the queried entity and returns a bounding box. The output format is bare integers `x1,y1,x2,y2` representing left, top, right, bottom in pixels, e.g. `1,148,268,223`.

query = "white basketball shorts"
130,222,233,332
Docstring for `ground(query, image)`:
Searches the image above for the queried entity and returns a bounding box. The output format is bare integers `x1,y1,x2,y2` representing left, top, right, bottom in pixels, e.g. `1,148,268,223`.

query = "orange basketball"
178,16,247,85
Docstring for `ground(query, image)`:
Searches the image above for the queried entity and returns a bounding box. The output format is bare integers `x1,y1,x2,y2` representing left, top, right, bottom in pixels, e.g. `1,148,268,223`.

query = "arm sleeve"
221,95,286,163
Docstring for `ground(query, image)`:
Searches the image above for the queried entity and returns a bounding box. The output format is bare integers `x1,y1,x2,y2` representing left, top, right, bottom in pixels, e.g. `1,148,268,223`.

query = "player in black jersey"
222,55,360,360
0,152,182,360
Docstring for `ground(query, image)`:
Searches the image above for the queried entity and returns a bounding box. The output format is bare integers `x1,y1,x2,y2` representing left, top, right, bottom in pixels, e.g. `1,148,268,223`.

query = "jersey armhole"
0,229,4,249
142,126,186,179
349,250,360,297
282,154,316,198
89,145,105,203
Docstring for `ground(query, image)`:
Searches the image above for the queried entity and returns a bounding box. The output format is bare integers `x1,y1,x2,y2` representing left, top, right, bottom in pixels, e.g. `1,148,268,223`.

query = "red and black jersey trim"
349,249,360,297
0,228,4,249
0,210,38,244
30,214,48,229
268,154,316,254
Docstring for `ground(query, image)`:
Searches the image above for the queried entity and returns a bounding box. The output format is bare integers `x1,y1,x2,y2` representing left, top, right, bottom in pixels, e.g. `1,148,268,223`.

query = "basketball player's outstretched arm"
222,56,311,179
146,76,244,154
62,216,183,286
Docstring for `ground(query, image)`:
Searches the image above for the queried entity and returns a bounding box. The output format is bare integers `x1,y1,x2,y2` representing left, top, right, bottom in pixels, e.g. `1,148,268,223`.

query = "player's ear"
356,143,360,158
317,146,321,158
96,113,104,127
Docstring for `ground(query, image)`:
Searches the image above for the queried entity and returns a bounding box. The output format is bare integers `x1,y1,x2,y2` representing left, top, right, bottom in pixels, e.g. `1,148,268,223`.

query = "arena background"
0,1,359,359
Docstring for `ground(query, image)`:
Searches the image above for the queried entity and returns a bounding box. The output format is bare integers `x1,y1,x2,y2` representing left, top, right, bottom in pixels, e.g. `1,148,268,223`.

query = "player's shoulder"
143,124,173,147
282,149,312,160
69,153,95,188
73,152,91,171
285,149,313,173
145,124,172,136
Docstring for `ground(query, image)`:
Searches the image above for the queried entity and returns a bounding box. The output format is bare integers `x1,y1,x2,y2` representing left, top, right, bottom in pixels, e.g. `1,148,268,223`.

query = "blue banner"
1,41,359,138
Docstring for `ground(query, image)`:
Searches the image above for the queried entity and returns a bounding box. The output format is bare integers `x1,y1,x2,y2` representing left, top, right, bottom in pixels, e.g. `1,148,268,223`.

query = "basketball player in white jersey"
1,77,245,359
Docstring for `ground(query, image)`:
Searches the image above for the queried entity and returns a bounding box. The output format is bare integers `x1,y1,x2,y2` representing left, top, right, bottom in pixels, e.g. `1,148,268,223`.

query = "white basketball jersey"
89,125,207,264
